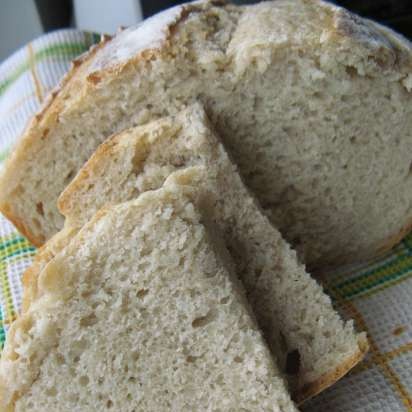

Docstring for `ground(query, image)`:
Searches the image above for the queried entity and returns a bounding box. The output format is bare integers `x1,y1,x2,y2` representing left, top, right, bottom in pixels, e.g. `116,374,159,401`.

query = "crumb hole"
234,356,243,363
36,202,44,216
345,66,357,78
45,387,57,396
220,296,230,304
80,313,98,327
42,127,50,139
186,355,196,363
79,375,89,386
136,289,149,298
192,310,216,328
65,170,75,181
81,290,92,299
55,353,65,365
106,399,113,408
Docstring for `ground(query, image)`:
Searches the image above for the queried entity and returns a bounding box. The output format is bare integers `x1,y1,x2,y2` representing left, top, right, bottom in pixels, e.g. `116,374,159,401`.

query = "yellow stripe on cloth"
328,283,412,410
27,43,44,104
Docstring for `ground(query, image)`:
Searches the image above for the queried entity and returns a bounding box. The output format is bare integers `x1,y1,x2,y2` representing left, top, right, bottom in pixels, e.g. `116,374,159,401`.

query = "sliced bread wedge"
0,187,298,412
23,105,368,402
0,0,411,267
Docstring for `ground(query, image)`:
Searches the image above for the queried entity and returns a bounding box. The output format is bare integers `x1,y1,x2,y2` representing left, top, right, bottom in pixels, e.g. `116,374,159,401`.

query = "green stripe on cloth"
0,149,9,163
0,234,36,347
327,234,412,301
0,235,35,253
0,312,4,349
402,233,412,253
0,259,15,346
4,247,37,261
0,35,99,98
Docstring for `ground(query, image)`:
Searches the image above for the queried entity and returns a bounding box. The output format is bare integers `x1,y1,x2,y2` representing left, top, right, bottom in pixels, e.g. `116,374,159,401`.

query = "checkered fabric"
0,29,411,412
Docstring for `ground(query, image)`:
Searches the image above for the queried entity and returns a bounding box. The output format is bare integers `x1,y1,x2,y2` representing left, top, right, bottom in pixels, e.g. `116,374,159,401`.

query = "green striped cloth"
0,29,411,412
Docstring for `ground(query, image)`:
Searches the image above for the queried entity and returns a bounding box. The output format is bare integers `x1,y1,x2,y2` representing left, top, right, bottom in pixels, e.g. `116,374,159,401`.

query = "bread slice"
0,0,411,268
23,105,368,402
0,187,299,412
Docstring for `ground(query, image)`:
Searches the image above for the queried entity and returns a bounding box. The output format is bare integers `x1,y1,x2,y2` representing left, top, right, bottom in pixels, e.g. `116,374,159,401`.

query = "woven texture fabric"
0,29,411,412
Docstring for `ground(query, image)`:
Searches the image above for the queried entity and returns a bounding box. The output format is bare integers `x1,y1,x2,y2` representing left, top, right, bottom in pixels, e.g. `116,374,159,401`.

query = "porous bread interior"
55,105,366,397
0,188,297,412
1,0,411,267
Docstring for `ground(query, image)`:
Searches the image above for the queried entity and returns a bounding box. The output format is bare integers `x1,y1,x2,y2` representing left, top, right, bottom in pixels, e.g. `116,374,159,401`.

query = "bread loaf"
0,187,298,411
0,0,411,267
23,105,368,402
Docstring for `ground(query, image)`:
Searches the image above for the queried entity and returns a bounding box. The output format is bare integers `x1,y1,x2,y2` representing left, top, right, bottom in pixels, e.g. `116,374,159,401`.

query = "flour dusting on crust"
88,4,185,74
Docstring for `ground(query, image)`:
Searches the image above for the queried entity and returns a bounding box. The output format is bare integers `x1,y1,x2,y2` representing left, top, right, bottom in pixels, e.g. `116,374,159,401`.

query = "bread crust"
57,133,123,218
0,35,113,244
294,334,369,403
310,219,412,273
0,204,45,246
0,1,202,244
376,218,412,256
21,247,51,312
20,226,77,313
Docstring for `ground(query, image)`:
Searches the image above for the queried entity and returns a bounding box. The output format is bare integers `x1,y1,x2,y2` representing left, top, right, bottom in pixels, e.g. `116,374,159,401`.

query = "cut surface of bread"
0,188,298,412
0,0,411,267
25,105,368,401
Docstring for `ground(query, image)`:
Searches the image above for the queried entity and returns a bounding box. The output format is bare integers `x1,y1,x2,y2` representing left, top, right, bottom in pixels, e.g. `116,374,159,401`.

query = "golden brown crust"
309,219,412,273
57,132,122,216
294,335,369,404
0,203,45,246
0,35,113,244
20,226,78,314
28,35,113,127
375,218,412,256
21,247,53,313
0,4,194,245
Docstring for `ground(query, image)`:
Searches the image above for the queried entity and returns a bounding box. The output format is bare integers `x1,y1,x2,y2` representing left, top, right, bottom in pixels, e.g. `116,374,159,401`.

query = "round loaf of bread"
0,0,411,268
